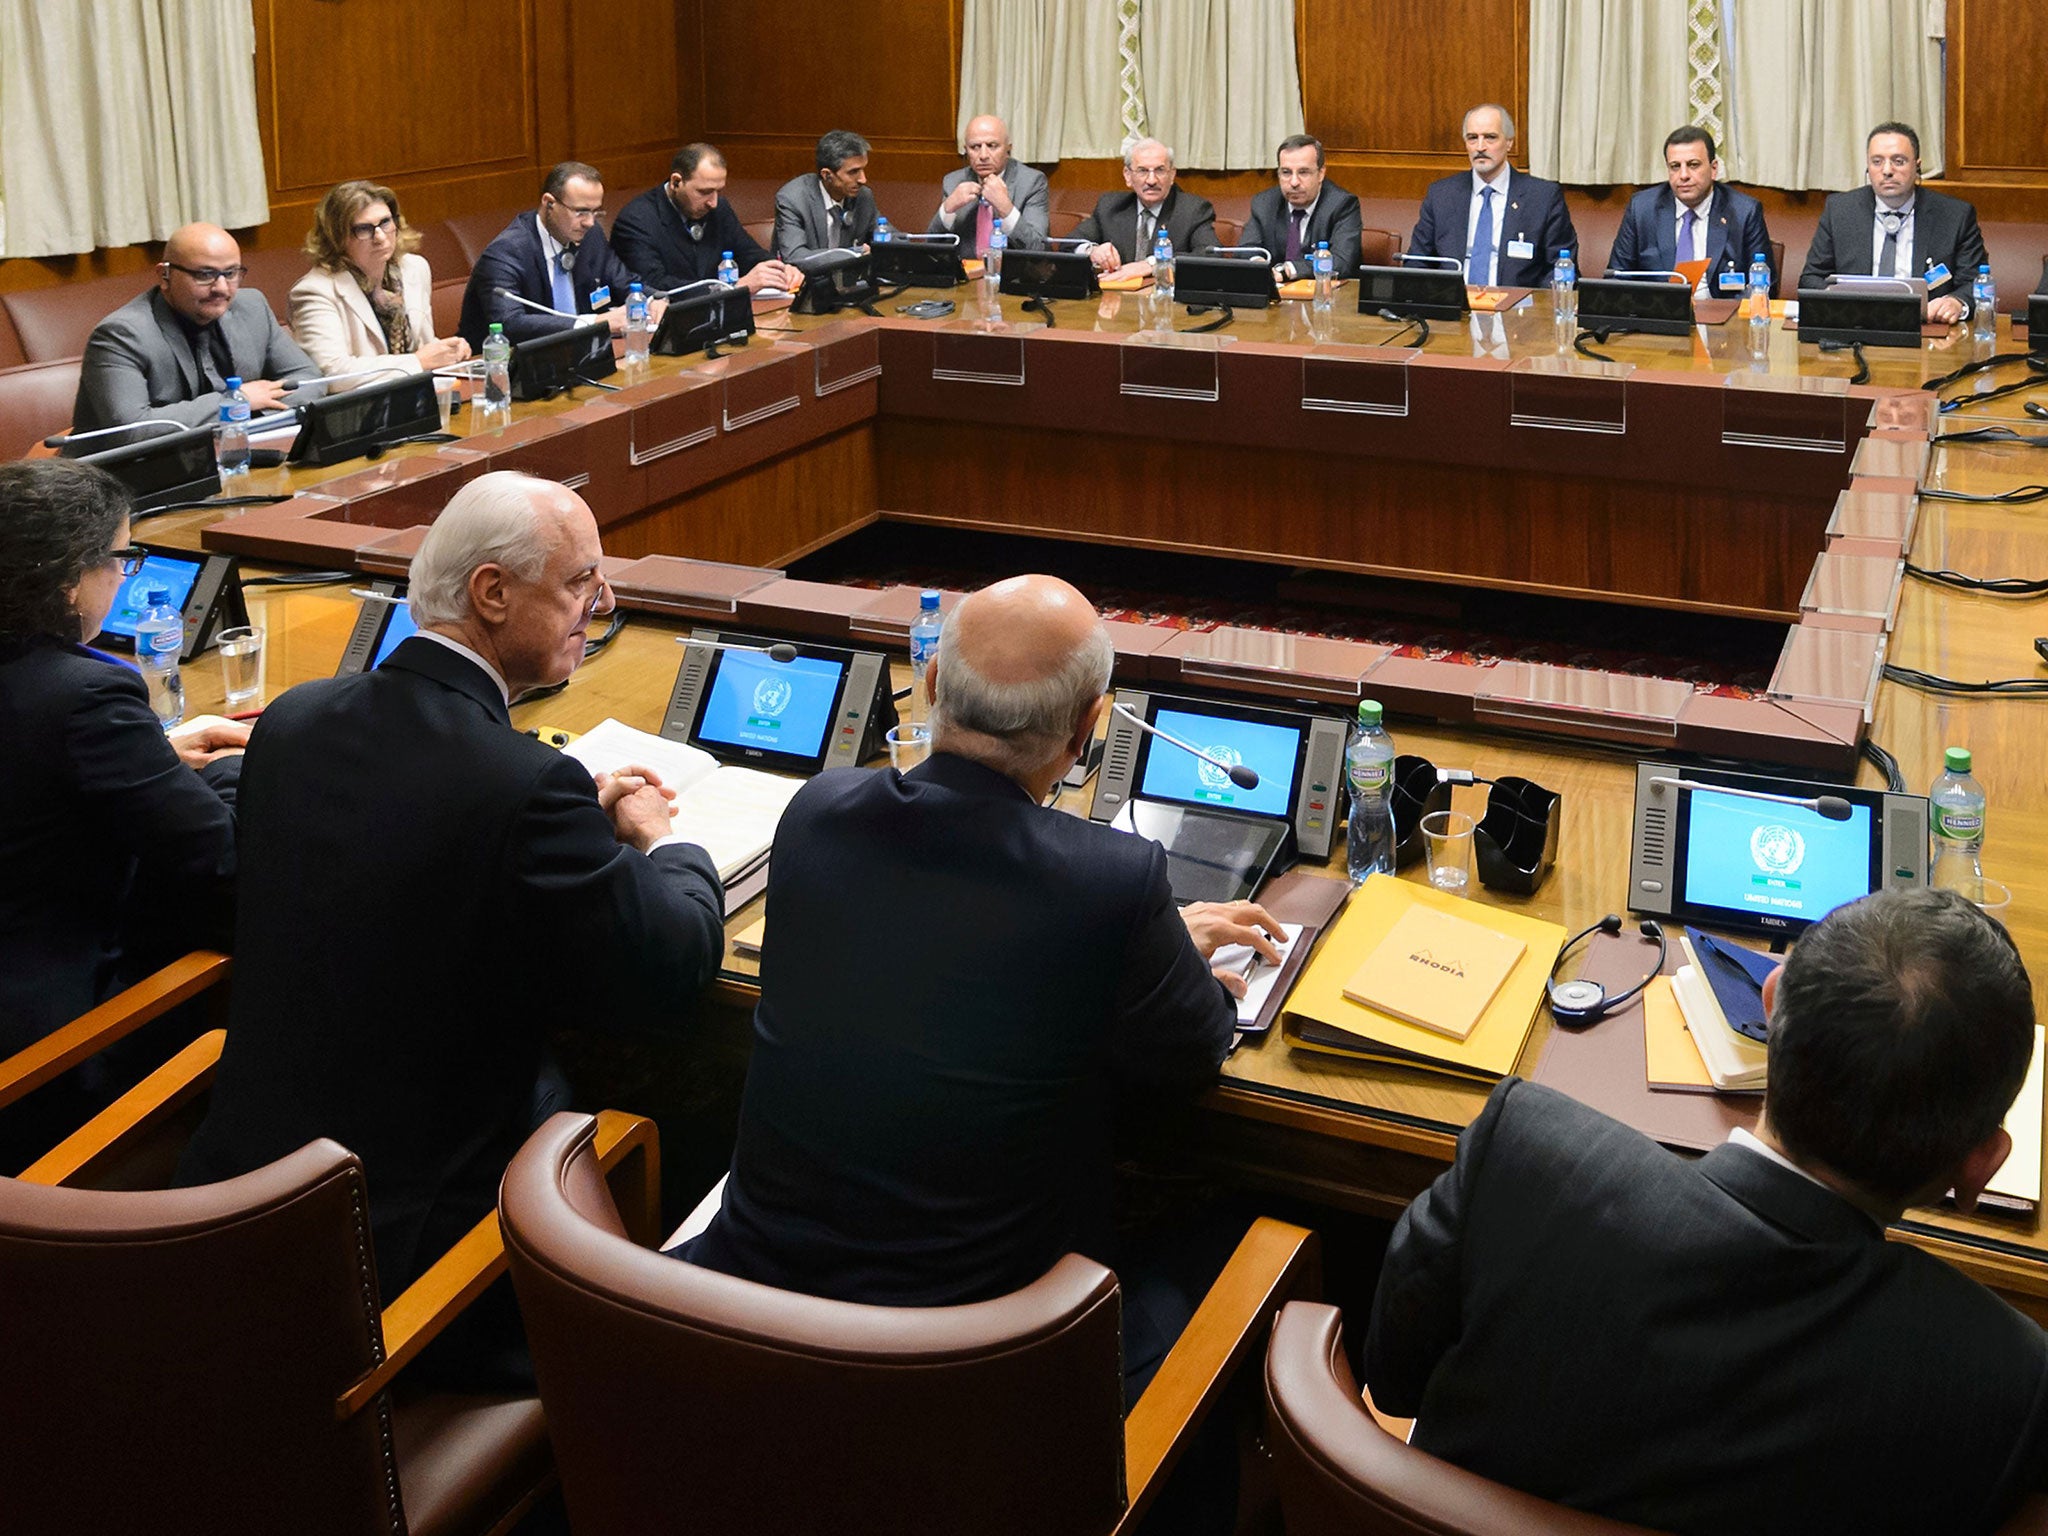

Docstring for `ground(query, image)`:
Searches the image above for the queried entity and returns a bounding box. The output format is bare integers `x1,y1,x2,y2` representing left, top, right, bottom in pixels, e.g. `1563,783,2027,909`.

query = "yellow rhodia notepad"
1342,903,1527,1041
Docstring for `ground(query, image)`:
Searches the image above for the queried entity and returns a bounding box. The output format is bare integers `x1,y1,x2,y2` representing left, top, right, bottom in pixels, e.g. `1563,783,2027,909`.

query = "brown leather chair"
1360,227,1402,267
0,301,26,368
742,217,775,253
501,1110,1319,1536
0,1130,553,1536
1265,1301,1664,1535
446,207,521,266
1050,184,1101,241
1,270,152,363
0,357,85,458
240,243,315,323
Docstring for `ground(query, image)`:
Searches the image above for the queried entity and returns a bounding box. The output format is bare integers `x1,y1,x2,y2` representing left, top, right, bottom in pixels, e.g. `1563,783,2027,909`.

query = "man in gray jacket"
774,130,879,264
72,222,317,434
929,114,1048,255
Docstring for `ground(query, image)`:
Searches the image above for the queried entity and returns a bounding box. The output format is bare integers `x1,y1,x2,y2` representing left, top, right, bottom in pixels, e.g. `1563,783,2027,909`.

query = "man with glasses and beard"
72,221,318,433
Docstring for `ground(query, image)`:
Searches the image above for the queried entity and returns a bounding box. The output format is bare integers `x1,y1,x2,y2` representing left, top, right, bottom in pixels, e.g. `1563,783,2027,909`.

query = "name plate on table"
307,453,484,530
623,377,720,464
1798,551,1904,634
1720,371,1851,452
1300,345,1418,416
1119,331,1234,401
607,555,783,619
1507,356,1630,433
1155,626,1392,708
720,350,803,431
1825,487,1918,548
809,322,883,396
1474,663,1689,746
1769,626,1886,720
931,332,1027,386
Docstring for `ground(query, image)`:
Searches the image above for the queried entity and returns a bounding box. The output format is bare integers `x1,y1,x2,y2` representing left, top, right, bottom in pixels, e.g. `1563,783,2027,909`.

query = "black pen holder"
1389,755,1452,869
1475,775,1561,895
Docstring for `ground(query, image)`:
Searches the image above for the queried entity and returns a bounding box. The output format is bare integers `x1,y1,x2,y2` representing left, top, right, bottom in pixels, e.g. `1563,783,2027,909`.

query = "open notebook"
563,718,805,903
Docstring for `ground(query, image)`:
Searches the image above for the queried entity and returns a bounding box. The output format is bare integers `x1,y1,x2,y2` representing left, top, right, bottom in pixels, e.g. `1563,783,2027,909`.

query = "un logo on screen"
1195,744,1245,793
1750,823,1806,877
752,676,795,718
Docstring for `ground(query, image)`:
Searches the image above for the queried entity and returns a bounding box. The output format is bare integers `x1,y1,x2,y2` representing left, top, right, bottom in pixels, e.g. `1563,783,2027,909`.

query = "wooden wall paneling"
561,0,683,161
1949,0,2048,176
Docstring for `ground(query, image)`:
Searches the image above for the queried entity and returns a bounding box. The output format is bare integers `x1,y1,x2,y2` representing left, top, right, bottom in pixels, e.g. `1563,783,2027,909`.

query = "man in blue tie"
1409,105,1576,290
458,162,658,350
1605,126,1774,297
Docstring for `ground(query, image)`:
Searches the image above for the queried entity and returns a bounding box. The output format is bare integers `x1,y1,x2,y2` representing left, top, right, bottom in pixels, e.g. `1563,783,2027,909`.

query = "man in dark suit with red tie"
1243,135,1363,285
1799,121,1987,327
1409,104,1577,290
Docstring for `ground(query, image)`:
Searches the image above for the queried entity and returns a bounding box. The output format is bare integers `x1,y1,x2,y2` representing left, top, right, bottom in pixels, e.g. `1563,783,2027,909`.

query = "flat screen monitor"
688,645,852,772
288,370,441,467
998,248,1099,301
1796,288,1924,348
1354,264,1470,320
1174,255,1280,311
872,240,969,288
77,424,221,514
1628,763,1928,939
652,286,756,357
334,581,420,675
510,318,617,401
789,250,878,315
1578,276,1695,336
96,545,241,662
1132,698,1309,823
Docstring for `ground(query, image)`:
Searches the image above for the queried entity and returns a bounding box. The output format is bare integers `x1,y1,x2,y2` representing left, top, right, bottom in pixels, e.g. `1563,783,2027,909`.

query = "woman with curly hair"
289,179,470,376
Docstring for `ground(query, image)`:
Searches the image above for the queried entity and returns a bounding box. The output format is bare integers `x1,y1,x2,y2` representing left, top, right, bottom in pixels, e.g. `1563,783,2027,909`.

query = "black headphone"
1546,914,1666,1026
557,246,578,272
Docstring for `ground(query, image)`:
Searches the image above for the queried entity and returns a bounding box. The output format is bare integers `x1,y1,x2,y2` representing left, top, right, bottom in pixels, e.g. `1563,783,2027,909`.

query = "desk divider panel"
1474,661,1689,746
718,347,805,431
808,321,883,397
1721,371,1853,452
1827,486,1919,548
1118,330,1233,402
848,584,965,647
1850,432,1932,480
607,554,784,620
447,405,630,509
1507,356,1630,434
931,330,1029,387
615,374,720,465
1298,344,1418,417
306,453,486,529
1798,551,1905,633
1770,625,1887,721
1153,626,1390,707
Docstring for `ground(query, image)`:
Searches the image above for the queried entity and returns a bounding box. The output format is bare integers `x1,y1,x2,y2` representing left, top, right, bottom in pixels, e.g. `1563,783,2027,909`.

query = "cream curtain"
0,0,269,259
1526,0,1693,184
958,0,1301,168
956,0,1125,164
1724,0,1945,191
1139,0,1304,171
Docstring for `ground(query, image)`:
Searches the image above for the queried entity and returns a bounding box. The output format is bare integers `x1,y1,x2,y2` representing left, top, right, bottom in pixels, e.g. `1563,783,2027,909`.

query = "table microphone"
287,362,415,398
676,635,799,663
494,288,576,317
1111,702,1259,790
45,417,187,451
1647,774,1853,821
1399,254,1466,271
655,278,730,300
1206,245,1273,262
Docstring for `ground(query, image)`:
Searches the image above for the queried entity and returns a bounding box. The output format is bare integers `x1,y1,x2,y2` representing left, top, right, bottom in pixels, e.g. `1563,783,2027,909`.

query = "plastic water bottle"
717,250,739,289
1972,265,1997,343
1747,252,1773,324
1153,227,1174,301
908,589,943,725
1312,241,1334,313
215,378,250,478
134,588,184,729
986,223,1006,285
874,216,892,244
624,281,649,364
1344,699,1397,883
1551,250,1578,328
481,323,511,414
1930,746,1987,890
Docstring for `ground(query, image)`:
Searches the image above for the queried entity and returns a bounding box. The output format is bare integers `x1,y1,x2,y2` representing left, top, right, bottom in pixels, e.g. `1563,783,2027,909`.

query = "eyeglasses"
348,215,397,240
549,198,606,225
569,570,615,618
163,263,246,286
106,546,149,577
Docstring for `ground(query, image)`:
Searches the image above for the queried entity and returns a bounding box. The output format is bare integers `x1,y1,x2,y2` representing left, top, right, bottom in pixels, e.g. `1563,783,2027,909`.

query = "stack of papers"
563,719,804,904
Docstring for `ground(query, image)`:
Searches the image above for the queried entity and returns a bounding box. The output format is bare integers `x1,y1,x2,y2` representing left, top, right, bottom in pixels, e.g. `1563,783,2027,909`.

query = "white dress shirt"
1869,197,1916,280
1727,1126,1830,1190
1465,165,1512,287
413,627,509,703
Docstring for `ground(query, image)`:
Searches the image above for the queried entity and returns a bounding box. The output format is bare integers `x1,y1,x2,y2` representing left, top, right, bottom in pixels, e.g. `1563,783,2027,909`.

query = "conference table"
147,280,2048,1317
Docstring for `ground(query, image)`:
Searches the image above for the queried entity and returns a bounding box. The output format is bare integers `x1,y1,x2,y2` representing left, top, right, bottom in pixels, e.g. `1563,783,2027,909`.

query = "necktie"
1680,208,1699,265
1877,211,1902,277
829,203,845,249
1286,207,1306,266
551,249,576,316
974,198,995,258
1467,186,1495,285
1139,209,1155,255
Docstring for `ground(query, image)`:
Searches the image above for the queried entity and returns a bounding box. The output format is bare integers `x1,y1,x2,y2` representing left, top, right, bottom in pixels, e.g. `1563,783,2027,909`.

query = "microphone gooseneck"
1112,702,1260,790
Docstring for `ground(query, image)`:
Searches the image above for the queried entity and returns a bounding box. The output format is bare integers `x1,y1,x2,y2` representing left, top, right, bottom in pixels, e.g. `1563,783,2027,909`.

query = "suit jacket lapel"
338,270,382,349
149,291,202,396
1703,187,1728,273
1854,189,1881,276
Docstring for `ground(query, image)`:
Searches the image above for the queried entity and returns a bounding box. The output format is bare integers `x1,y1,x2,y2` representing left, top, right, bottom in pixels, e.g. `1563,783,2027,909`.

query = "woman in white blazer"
289,181,470,376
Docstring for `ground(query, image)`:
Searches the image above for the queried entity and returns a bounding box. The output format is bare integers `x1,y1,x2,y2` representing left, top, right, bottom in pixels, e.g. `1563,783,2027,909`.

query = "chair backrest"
1360,226,1402,267
0,358,84,459
0,1141,401,1536
501,1112,1129,1536
1265,1301,1663,1536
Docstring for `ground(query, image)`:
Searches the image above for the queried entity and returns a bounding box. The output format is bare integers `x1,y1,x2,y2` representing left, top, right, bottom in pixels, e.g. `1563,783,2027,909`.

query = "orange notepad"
1641,974,1716,1093
1342,904,1527,1040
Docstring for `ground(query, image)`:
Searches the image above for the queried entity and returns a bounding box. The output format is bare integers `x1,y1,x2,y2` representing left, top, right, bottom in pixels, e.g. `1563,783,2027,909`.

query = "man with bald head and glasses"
180,470,725,1387
72,221,318,434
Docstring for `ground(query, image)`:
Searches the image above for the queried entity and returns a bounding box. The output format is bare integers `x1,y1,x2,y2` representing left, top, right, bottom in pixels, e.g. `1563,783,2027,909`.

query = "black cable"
1817,339,1869,384
131,494,293,520
581,610,627,657
1572,329,1617,362
1919,351,2045,391
1916,483,2048,503
1906,564,2048,595
1937,375,2047,413
1882,663,2048,696
239,570,355,588
1861,736,1907,793
1178,305,1232,334
1933,425,2048,447
1372,314,1425,346
1022,295,1057,328
364,431,459,458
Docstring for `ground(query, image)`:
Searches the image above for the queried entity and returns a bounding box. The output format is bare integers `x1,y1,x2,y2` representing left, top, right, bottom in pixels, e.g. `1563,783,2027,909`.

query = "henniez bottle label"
1351,762,1390,792
1933,806,1983,838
